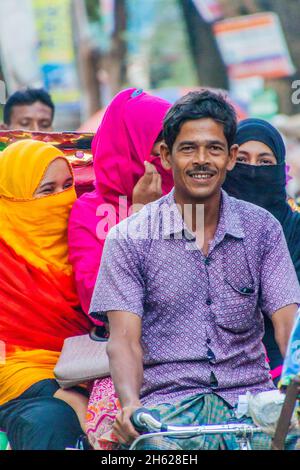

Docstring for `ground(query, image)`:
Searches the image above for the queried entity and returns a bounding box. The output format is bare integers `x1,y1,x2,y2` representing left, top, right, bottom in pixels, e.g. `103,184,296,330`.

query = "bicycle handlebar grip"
130,408,159,433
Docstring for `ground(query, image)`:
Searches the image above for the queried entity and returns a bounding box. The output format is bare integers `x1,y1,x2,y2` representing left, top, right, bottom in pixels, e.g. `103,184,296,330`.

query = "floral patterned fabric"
86,377,120,450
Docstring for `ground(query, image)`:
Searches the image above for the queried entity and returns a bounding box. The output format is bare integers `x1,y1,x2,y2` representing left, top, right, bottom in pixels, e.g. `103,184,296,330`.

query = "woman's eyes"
37,182,72,196
236,156,275,165
39,188,53,195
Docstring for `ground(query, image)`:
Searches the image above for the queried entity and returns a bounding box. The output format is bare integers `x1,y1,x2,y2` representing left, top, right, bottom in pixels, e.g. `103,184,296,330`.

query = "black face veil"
223,118,300,282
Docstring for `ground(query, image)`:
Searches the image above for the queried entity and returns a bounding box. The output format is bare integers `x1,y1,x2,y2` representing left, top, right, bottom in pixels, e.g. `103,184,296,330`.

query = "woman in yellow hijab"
0,140,92,450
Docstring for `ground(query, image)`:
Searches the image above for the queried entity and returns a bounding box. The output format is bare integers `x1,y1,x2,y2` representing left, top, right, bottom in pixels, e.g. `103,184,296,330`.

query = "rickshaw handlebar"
130,407,263,435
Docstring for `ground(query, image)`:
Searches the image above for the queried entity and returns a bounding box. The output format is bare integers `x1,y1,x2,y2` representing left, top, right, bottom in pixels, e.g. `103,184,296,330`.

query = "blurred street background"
1,0,300,194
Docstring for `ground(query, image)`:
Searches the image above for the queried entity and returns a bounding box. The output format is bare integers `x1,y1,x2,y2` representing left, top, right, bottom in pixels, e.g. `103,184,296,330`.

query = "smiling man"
89,90,300,450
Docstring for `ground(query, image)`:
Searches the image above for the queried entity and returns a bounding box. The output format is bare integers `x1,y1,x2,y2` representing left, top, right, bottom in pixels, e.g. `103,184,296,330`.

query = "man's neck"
174,189,222,255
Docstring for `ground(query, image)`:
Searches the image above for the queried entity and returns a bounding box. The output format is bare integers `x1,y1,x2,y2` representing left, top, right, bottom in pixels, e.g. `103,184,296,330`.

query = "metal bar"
130,424,264,451
272,377,300,450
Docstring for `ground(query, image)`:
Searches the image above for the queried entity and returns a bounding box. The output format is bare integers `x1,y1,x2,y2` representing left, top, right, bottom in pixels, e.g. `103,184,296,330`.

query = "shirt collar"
218,189,245,241
161,189,245,242
161,189,193,239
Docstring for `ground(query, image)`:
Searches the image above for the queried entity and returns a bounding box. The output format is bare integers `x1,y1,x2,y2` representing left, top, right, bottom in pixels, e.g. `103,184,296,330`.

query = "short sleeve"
89,226,145,322
260,219,300,317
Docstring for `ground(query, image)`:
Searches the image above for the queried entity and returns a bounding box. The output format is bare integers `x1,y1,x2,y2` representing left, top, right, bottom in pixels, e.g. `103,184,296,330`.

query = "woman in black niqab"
223,118,300,384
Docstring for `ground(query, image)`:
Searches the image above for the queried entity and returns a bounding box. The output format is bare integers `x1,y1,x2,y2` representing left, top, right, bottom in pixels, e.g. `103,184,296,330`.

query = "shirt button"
207,338,211,344
207,347,215,361
204,258,210,266
206,299,212,306
210,371,218,389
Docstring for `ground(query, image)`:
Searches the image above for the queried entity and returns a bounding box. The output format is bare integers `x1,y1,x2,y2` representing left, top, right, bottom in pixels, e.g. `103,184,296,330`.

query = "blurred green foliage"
148,0,197,88
83,0,197,89
85,0,101,22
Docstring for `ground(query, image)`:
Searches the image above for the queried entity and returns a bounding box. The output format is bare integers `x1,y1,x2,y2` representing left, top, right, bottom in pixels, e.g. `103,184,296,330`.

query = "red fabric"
73,163,95,197
0,239,92,351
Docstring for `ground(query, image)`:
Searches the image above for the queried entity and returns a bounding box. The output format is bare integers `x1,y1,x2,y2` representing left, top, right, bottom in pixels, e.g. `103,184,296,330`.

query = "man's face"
161,118,238,202
7,101,53,132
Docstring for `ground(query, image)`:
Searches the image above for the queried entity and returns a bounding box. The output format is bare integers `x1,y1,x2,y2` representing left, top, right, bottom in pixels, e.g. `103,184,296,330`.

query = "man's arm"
271,304,298,357
88,222,147,443
107,310,144,444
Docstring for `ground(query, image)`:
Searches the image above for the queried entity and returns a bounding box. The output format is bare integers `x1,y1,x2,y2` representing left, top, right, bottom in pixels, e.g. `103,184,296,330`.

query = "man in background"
1,88,54,132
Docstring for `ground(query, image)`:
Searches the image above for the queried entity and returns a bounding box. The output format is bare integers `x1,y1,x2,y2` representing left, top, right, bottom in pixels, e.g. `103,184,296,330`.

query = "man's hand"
132,161,162,210
112,404,142,445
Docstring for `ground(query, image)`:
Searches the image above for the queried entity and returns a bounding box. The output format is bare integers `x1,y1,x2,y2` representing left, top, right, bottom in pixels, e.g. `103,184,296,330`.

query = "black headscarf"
223,118,300,282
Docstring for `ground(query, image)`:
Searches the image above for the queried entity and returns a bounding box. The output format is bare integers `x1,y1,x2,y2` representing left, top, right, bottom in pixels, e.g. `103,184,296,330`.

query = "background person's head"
34,158,74,198
223,118,289,219
2,88,55,132
160,89,238,203
0,140,77,277
234,118,285,166
0,139,74,201
91,87,173,200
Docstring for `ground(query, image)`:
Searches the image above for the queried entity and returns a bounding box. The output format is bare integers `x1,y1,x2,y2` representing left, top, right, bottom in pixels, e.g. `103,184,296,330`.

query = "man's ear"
0,123,8,130
160,142,172,170
227,144,239,172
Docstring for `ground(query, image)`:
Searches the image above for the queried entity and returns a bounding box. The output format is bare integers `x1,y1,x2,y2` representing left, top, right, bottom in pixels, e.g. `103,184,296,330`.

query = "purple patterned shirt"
90,190,300,406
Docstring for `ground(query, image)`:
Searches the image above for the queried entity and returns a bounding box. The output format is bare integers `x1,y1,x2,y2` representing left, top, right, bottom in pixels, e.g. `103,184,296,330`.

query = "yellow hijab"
0,140,76,274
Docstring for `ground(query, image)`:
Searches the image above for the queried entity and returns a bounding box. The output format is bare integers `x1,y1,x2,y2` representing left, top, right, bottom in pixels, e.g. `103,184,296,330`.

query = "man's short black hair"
3,88,55,125
163,89,237,152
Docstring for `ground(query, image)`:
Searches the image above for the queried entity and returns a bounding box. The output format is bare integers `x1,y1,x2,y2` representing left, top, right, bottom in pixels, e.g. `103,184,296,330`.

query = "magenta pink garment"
68,88,173,315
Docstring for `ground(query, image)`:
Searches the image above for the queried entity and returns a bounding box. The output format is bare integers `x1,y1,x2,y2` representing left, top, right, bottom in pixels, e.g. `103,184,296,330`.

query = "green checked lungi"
130,393,297,451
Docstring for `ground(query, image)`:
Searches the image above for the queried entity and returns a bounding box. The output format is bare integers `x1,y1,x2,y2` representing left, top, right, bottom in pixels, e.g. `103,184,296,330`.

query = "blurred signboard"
192,0,223,23
214,13,295,79
249,88,279,120
230,76,279,120
32,0,80,112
